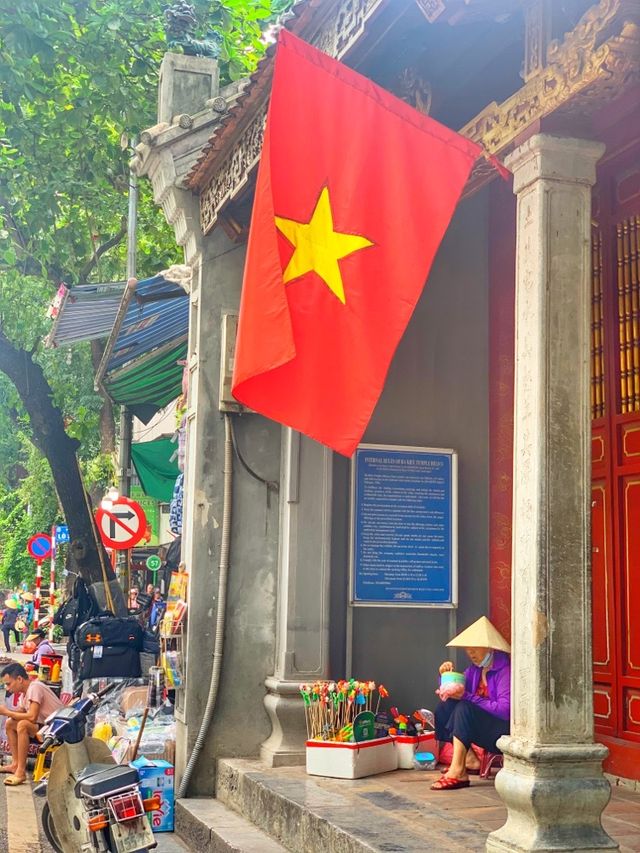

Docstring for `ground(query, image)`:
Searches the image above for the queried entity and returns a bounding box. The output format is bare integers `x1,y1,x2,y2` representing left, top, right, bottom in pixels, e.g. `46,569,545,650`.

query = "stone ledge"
215,757,487,852
175,797,288,853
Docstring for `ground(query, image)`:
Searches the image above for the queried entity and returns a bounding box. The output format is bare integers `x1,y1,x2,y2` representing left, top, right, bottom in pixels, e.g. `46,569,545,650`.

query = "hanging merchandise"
169,473,183,536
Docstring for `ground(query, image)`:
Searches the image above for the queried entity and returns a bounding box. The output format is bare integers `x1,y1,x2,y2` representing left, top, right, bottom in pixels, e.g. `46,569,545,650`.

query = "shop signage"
350,444,457,607
95,497,147,550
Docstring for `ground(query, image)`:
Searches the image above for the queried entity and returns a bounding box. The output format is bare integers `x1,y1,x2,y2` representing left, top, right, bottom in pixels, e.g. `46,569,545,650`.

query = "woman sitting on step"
431,616,510,791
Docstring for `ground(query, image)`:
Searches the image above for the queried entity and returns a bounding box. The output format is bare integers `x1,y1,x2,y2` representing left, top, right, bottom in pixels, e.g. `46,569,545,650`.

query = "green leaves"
0,0,292,581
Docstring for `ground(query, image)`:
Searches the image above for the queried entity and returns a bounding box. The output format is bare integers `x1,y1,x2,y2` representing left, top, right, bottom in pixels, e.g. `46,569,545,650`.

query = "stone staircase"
176,758,640,852
176,758,490,852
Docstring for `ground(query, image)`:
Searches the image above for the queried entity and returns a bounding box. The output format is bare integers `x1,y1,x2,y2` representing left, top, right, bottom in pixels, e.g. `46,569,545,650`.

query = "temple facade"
134,1,640,849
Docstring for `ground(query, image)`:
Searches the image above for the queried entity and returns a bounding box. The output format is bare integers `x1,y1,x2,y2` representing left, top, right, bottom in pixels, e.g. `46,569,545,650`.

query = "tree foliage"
0,0,290,588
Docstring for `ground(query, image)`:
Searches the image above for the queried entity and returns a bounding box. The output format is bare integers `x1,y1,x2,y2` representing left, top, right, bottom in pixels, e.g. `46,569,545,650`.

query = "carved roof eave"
198,0,640,234
185,0,332,192
461,1,640,182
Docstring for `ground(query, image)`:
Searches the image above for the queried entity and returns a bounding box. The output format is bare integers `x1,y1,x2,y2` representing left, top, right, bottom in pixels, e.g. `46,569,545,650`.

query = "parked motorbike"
34,684,158,853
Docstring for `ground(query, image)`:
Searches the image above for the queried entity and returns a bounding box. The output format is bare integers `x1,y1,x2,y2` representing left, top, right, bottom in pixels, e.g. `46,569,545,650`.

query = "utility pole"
118,142,137,499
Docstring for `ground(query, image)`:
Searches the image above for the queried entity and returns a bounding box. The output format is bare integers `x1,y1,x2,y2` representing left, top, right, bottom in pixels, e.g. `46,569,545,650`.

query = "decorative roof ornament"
397,69,433,115
164,1,222,58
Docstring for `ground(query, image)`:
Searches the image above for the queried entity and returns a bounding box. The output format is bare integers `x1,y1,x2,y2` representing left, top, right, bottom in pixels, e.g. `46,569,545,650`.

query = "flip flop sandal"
430,776,471,791
3,775,26,786
0,767,18,774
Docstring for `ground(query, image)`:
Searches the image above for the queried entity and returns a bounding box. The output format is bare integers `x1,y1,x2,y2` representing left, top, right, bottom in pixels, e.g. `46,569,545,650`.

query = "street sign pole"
49,524,56,640
34,559,42,629
26,533,53,630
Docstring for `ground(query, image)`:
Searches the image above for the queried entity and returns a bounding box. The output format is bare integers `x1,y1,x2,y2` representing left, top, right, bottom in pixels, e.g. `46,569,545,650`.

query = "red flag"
232,30,481,456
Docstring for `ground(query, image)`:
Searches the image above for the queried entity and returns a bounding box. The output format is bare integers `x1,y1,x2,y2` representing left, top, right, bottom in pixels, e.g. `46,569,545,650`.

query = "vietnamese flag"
232,30,481,456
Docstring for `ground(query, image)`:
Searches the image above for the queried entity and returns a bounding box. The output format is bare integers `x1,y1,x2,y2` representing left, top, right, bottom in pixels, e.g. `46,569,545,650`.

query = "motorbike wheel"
41,802,63,853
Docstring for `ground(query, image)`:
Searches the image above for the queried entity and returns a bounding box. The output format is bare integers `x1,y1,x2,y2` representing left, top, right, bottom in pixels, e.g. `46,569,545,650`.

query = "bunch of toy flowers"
299,680,390,742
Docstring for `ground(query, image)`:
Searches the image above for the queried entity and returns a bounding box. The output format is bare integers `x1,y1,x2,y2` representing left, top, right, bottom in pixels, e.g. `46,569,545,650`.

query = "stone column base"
486,737,618,852
260,676,307,767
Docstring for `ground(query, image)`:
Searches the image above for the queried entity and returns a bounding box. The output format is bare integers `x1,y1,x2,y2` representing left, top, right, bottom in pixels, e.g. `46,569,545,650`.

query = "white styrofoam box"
306,736,398,779
393,733,437,769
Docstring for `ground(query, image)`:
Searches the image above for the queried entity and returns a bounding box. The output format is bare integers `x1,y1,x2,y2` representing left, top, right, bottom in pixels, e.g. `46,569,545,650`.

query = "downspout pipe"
178,413,233,797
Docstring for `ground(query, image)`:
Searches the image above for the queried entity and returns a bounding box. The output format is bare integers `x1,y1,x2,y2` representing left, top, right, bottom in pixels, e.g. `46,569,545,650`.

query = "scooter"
34,684,158,853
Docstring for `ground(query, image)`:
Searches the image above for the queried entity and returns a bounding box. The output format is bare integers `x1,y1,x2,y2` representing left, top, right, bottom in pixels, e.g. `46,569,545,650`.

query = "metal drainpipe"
178,413,233,798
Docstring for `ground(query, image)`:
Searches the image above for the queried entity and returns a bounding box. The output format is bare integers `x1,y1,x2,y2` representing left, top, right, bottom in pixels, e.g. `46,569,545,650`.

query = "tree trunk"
91,339,116,454
0,330,125,615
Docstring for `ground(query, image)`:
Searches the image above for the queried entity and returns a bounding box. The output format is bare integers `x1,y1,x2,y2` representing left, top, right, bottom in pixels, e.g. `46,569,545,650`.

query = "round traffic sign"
95,497,147,550
146,555,162,572
27,533,52,561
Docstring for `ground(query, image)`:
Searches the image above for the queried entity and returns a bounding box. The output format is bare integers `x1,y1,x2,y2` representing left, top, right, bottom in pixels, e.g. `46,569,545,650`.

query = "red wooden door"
591,145,640,778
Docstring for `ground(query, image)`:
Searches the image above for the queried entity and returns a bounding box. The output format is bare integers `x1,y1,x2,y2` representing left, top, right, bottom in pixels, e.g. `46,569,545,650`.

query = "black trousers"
435,698,510,753
2,626,20,652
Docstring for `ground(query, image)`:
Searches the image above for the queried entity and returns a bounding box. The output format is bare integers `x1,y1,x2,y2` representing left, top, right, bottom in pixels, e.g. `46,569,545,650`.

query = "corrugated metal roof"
103,275,189,374
96,274,189,423
45,281,127,347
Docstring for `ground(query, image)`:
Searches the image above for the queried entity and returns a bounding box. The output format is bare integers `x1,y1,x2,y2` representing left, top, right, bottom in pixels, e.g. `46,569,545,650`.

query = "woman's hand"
439,661,454,675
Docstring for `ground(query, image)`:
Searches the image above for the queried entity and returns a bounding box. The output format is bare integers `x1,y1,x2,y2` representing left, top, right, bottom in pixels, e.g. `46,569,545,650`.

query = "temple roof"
185,0,525,191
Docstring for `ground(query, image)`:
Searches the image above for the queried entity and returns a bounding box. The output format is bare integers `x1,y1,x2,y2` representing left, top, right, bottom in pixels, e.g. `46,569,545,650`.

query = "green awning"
131,437,180,502
104,340,187,422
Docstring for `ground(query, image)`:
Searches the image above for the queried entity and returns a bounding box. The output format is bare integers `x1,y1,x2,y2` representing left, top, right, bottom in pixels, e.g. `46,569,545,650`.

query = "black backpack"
53,575,99,637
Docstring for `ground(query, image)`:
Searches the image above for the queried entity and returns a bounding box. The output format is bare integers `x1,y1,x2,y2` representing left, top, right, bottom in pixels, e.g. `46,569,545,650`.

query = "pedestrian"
25,629,55,669
19,592,34,629
148,588,166,630
1,601,20,653
0,662,64,785
128,586,140,611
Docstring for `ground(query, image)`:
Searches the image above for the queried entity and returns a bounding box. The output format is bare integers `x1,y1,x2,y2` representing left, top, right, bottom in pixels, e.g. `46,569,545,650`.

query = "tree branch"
78,216,127,282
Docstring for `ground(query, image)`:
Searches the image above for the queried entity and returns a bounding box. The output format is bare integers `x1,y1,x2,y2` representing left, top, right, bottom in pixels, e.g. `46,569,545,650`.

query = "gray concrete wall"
178,226,280,795
334,189,490,714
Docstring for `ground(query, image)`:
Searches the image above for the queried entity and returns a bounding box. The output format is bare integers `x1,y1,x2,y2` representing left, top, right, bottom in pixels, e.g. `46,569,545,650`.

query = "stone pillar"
261,429,333,767
158,53,219,125
487,135,616,853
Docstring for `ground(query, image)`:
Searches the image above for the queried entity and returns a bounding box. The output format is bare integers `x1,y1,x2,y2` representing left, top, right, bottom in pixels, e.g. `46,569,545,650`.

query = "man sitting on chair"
0,662,63,786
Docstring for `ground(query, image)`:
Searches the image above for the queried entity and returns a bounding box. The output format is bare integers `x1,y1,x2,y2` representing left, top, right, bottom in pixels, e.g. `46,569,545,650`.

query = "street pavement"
0,654,191,851
0,769,191,852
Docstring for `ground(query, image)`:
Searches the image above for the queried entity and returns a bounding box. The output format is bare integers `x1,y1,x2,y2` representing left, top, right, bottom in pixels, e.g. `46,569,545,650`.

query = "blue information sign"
55,524,70,544
350,445,457,607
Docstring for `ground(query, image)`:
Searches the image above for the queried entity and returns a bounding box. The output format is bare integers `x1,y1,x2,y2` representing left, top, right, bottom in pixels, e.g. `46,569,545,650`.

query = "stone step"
175,797,289,853
215,758,486,852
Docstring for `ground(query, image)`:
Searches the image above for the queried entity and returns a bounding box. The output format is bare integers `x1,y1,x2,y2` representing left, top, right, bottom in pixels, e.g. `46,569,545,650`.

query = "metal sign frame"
349,443,458,608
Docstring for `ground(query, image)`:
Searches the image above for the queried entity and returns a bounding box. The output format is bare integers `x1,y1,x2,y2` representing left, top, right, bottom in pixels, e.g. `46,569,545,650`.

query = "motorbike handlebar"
92,682,118,702
39,736,57,754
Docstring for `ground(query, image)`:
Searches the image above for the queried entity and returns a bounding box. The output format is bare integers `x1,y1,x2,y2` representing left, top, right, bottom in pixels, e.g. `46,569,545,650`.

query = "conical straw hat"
447,616,510,653
20,592,34,601
5,599,18,609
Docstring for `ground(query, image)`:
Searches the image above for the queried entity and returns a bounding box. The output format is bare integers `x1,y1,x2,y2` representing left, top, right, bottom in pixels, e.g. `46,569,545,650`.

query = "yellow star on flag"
275,186,373,304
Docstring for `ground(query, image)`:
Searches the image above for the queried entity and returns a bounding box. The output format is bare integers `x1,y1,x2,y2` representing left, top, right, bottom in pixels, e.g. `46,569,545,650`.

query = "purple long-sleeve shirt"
462,650,511,721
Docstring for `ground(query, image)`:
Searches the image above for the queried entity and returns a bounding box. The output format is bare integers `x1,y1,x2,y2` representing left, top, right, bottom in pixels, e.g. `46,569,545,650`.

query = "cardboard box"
120,686,148,717
306,736,397,779
131,758,175,832
393,733,437,769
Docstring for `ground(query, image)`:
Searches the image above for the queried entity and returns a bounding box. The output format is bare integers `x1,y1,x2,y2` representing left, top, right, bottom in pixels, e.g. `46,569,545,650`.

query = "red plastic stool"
479,751,503,779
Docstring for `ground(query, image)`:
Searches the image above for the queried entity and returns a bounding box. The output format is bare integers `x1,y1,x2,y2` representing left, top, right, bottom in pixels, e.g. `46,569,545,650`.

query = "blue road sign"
27,533,52,561
55,524,70,544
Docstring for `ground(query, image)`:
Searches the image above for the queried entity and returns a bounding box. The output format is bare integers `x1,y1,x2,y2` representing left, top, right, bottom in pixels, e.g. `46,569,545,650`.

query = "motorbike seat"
73,762,118,797
76,764,140,800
